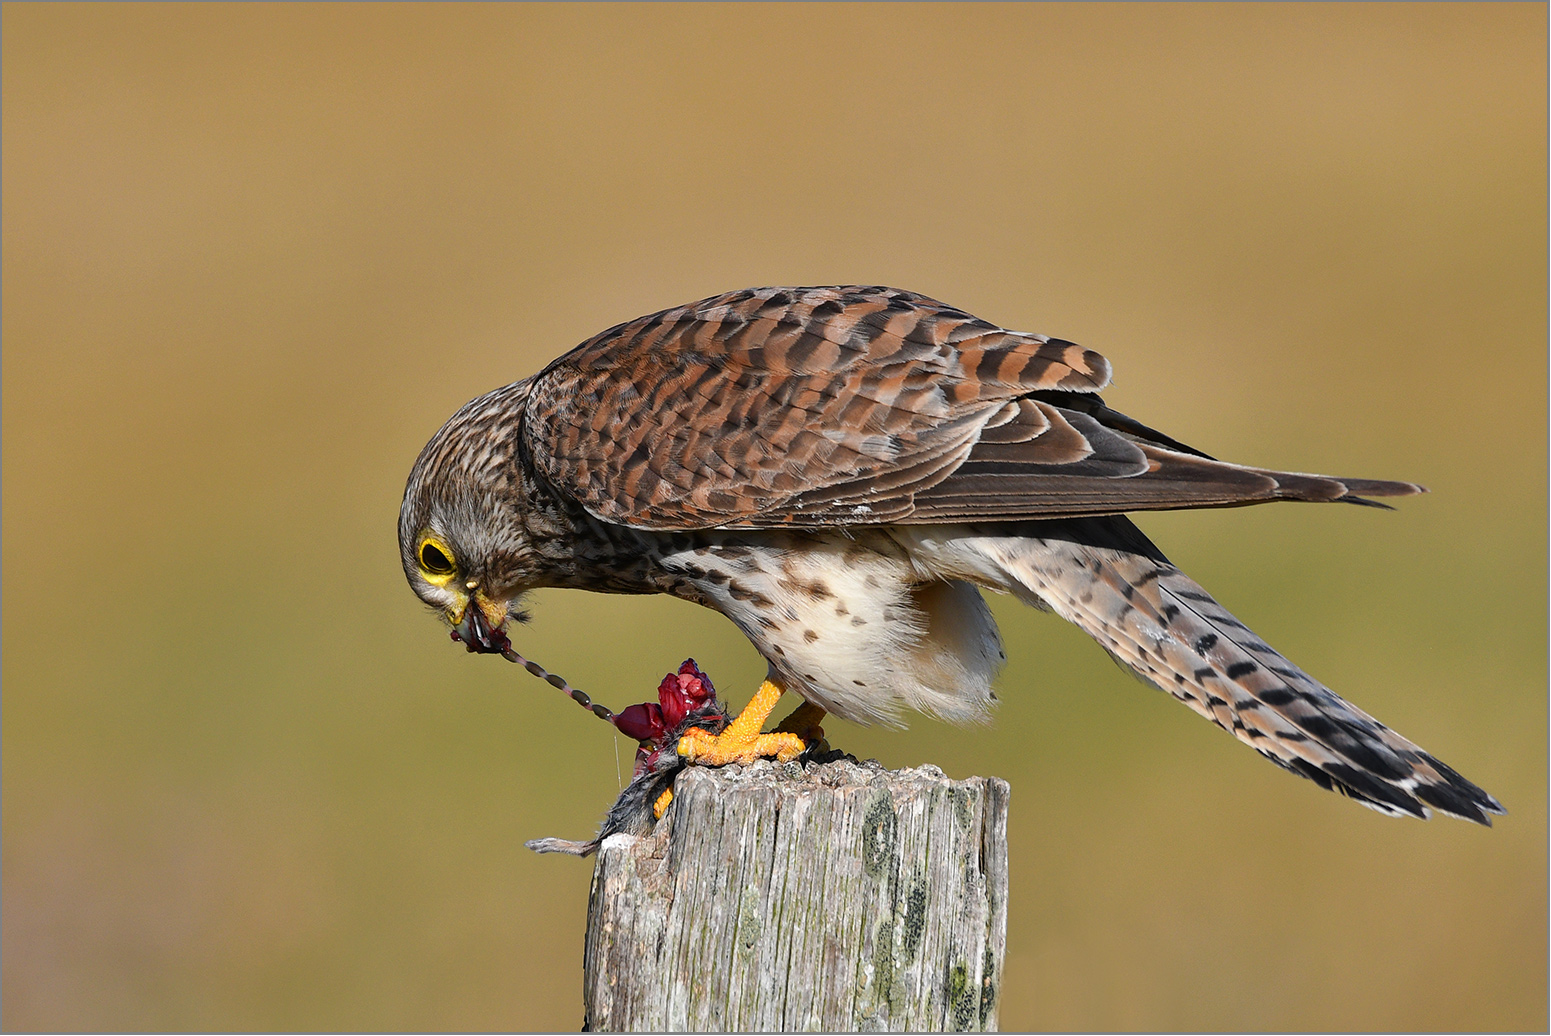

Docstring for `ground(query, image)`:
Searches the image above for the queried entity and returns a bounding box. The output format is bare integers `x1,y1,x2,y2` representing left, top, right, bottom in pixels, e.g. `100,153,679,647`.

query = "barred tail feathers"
906,519,1504,825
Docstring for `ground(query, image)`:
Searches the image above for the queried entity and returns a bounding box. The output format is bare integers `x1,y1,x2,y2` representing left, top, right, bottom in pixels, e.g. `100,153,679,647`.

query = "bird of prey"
399,285,1502,825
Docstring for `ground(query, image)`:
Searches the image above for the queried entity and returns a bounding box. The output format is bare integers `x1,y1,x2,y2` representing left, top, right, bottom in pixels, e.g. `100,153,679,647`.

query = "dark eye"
420,541,455,575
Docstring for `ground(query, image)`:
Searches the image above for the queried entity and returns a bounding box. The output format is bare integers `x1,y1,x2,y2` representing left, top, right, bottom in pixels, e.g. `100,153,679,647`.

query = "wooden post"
581,758,1009,1032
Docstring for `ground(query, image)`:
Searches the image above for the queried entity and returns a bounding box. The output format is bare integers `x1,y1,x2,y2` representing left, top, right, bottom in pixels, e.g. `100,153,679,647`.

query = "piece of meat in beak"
449,598,511,654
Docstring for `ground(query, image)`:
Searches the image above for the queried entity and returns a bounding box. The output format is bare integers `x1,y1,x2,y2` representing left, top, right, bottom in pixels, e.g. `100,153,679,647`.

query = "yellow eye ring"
417,534,458,585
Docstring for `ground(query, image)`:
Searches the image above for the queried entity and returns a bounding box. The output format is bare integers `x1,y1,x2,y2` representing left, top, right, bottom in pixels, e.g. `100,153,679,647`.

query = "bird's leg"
773,700,827,744
652,786,675,819
676,677,807,768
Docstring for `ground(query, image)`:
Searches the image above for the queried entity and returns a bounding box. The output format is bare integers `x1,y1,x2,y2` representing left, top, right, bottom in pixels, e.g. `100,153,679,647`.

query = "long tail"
929,517,1505,824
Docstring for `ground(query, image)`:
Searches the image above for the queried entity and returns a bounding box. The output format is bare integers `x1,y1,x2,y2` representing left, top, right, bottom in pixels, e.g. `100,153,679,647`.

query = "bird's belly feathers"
658,530,1005,727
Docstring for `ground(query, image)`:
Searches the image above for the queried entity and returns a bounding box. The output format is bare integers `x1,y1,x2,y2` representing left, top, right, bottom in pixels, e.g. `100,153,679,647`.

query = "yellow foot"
774,700,828,744
677,679,806,766
653,787,674,819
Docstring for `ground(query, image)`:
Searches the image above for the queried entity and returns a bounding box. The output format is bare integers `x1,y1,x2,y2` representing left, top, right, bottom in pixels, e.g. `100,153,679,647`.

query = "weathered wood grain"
582,759,1009,1032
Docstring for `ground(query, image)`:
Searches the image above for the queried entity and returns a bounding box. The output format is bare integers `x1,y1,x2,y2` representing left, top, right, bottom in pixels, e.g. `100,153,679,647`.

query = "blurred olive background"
3,3,1544,1031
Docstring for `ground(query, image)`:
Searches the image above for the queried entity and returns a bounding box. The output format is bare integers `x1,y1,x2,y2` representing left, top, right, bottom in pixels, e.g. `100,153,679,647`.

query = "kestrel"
400,286,1502,825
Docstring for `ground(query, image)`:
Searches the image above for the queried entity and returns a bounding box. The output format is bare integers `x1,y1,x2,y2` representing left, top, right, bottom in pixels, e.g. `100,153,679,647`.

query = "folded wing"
522,285,1421,530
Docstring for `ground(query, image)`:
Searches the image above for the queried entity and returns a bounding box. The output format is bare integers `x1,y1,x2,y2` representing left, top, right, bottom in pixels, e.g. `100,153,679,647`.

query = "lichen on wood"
581,758,1009,1032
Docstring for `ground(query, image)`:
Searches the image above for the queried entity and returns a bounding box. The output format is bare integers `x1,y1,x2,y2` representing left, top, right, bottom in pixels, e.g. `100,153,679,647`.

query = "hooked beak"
449,592,511,654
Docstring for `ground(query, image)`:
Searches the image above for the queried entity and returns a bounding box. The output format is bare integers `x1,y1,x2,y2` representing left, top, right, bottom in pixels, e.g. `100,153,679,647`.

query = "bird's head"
399,382,544,653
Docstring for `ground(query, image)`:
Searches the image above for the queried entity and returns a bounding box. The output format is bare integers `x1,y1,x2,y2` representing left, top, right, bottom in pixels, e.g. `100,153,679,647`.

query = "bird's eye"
419,538,456,578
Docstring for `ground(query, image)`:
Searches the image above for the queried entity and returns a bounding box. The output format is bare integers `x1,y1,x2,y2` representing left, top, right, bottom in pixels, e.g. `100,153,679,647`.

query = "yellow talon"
653,787,674,819
677,679,807,766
